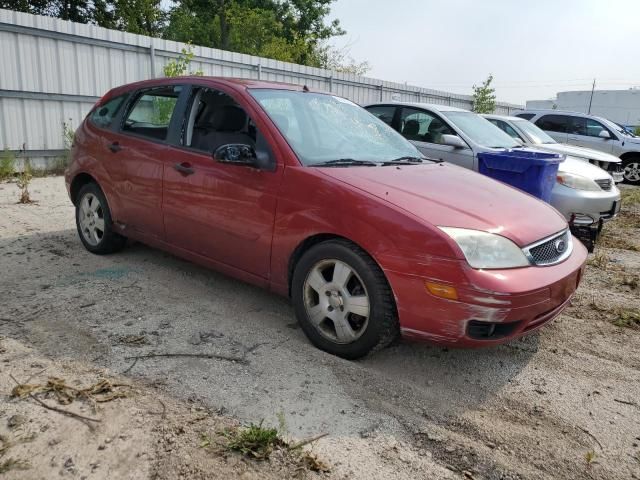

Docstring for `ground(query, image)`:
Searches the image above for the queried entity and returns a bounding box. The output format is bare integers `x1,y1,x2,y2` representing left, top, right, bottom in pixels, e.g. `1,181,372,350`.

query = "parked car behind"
365,102,619,249
483,114,621,249
484,114,623,183
66,78,587,359
514,109,640,185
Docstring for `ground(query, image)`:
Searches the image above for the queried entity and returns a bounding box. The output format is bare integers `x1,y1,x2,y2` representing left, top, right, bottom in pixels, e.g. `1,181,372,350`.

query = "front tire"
75,183,126,254
292,240,399,359
622,157,640,185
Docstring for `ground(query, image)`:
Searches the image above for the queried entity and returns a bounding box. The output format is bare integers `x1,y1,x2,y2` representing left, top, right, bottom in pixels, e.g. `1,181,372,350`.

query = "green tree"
164,0,347,67
472,74,496,114
110,0,166,36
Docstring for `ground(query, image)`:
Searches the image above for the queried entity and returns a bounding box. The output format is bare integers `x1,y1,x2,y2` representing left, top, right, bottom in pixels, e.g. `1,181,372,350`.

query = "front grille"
524,230,572,266
595,178,612,191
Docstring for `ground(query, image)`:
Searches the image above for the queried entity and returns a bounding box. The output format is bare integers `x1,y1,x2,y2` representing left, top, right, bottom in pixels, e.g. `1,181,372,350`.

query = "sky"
328,0,640,106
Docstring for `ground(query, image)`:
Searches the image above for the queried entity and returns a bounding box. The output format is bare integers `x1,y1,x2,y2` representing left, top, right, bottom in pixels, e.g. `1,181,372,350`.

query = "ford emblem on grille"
554,239,566,253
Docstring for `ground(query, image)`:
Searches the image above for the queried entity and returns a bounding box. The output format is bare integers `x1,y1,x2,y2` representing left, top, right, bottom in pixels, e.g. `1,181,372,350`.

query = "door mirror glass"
598,129,611,139
213,143,275,171
441,134,466,149
214,144,258,166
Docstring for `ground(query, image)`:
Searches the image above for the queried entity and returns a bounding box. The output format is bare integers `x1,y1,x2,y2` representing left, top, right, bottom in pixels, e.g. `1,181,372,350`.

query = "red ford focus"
65,77,587,359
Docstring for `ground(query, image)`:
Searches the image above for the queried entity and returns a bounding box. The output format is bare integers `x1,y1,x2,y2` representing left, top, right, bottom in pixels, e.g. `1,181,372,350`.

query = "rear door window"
122,87,181,141
535,115,569,133
89,94,127,128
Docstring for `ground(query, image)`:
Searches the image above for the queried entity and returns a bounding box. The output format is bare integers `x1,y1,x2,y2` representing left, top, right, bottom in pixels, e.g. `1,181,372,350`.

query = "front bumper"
381,239,588,347
550,183,621,226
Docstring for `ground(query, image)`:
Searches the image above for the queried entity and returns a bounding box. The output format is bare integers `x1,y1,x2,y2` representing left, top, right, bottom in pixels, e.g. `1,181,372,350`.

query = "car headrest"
403,119,420,136
209,105,247,132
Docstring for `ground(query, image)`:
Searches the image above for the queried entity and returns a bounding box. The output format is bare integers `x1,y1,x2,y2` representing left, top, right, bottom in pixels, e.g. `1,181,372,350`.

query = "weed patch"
224,421,284,459
612,309,640,329
219,419,330,472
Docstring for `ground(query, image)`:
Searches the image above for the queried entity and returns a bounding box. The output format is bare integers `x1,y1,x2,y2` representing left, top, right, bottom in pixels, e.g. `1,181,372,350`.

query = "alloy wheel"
78,193,105,246
303,259,370,344
624,162,640,182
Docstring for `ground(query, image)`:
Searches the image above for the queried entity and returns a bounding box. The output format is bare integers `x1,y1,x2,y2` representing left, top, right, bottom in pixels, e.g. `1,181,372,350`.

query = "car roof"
366,101,469,113
517,109,615,124
103,76,315,100
482,113,523,122
517,108,596,117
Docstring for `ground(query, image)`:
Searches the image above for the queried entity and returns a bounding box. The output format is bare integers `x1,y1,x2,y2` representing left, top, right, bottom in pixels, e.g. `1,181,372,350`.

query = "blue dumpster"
477,150,564,203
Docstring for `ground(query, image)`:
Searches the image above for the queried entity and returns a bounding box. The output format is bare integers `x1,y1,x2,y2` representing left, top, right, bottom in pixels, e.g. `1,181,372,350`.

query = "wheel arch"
287,233,396,306
69,172,98,205
619,151,640,162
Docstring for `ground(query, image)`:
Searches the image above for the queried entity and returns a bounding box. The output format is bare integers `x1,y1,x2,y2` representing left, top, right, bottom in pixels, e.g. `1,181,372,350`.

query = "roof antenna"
302,84,309,92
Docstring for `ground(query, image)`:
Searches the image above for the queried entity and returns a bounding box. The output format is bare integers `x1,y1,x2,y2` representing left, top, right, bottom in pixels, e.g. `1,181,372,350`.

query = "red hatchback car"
65,77,587,359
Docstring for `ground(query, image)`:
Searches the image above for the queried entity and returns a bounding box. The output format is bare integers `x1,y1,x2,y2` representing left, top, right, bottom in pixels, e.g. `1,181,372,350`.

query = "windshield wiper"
313,158,379,167
384,156,442,165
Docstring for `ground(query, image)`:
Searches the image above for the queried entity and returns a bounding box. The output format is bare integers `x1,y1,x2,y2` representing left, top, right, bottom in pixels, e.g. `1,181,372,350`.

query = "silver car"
514,109,640,185
365,102,621,249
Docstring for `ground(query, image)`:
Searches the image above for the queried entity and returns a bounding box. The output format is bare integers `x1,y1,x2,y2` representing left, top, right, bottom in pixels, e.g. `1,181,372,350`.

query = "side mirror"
441,134,466,149
214,144,258,166
598,130,611,139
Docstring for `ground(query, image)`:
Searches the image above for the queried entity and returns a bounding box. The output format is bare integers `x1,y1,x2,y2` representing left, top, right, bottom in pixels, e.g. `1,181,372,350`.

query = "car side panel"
268,165,456,297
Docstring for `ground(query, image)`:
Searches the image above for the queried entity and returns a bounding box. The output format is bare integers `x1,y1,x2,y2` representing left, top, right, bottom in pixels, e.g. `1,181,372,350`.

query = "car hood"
558,156,612,179
318,163,567,247
621,136,640,146
534,143,621,164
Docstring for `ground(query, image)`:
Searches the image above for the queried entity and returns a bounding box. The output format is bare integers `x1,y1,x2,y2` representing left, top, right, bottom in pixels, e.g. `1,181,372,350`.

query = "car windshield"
443,111,520,149
250,89,421,165
612,121,637,138
513,119,556,144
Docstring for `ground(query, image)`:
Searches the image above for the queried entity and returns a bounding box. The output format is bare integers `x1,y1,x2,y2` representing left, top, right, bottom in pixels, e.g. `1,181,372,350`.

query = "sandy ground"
0,176,639,480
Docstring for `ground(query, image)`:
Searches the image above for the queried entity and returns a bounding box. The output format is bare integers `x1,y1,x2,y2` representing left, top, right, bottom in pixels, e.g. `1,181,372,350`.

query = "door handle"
174,162,195,176
109,142,122,153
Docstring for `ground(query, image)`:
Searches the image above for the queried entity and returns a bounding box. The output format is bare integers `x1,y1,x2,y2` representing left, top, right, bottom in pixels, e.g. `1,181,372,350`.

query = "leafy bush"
0,149,15,180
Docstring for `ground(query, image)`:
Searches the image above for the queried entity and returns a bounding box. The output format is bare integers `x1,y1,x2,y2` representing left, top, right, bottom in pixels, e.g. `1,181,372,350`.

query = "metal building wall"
0,8,522,169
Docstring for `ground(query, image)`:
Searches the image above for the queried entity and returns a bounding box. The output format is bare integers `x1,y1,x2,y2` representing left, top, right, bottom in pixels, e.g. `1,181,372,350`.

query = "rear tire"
75,183,126,254
291,239,399,359
622,156,640,185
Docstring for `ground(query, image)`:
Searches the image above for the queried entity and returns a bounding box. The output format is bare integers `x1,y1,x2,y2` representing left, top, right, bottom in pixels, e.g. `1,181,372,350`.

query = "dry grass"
587,251,611,270
621,187,640,206
612,309,640,329
616,274,639,289
11,377,130,405
0,458,30,474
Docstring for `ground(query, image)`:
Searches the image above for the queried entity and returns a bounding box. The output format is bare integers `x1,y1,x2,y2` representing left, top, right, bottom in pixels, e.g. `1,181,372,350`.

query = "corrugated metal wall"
0,8,522,168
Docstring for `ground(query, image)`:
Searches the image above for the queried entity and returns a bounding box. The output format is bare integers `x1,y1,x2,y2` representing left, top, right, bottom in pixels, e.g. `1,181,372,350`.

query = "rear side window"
366,105,396,126
123,87,181,141
90,95,126,128
535,115,569,133
515,113,535,120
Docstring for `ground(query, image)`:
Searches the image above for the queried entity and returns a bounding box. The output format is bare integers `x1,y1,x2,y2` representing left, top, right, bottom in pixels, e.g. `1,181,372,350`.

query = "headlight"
438,227,530,269
556,172,601,191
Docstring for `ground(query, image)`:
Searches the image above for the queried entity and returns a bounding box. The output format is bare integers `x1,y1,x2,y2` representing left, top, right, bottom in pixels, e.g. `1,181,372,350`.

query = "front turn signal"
425,282,458,300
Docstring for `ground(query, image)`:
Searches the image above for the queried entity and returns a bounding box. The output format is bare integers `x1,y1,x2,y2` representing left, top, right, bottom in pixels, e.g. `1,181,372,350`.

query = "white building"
526,89,640,127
